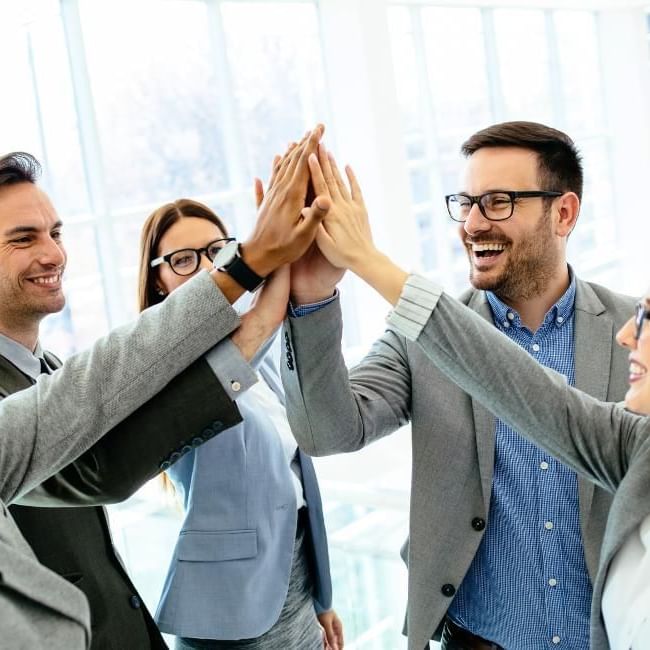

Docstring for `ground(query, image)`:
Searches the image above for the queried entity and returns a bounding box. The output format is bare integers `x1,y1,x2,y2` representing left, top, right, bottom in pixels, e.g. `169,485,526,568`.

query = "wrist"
239,241,276,279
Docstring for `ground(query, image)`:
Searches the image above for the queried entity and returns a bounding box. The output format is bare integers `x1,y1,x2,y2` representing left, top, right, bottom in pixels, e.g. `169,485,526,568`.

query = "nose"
463,202,491,237
39,236,66,268
198,251,213,272
616,315,637,351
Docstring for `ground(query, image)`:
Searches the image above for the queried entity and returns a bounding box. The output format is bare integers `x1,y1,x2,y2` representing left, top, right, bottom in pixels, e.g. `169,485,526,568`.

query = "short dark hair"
461,121,583,201
0,152,41,188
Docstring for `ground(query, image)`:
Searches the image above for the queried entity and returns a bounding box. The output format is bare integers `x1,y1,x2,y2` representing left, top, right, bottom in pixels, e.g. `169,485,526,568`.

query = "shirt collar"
0,332,45,380
486,266,577,332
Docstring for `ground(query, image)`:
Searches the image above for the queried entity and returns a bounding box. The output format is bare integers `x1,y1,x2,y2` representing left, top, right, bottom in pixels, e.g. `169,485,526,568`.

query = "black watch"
212,240,265,292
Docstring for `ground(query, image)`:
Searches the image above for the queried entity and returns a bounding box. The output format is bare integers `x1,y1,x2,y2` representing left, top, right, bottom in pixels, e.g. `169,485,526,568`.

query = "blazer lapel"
573,280,612,525
0,355,35,397
467,291,497,512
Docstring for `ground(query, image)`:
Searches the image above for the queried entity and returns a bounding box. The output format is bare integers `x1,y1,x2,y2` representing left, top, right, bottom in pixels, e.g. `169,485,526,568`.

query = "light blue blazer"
154,348,332,640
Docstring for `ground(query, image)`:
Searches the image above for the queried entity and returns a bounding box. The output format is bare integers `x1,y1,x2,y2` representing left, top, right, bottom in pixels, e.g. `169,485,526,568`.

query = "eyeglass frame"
150,238,236,276
634,302,650,340
445,190,564,222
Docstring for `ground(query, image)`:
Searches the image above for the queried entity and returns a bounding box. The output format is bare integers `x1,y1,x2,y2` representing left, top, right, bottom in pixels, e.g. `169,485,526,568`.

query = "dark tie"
39,357,51,375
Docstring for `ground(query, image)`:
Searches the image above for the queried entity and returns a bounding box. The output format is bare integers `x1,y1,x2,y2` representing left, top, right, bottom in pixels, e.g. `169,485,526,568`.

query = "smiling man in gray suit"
279,123,634,650
0,126,329,649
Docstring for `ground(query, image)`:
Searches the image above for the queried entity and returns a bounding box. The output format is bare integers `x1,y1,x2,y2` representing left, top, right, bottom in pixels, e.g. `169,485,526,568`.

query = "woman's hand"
318,609,344,650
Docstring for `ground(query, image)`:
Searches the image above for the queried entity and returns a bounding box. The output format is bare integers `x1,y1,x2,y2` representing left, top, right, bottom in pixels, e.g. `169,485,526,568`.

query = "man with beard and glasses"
275,122,635,649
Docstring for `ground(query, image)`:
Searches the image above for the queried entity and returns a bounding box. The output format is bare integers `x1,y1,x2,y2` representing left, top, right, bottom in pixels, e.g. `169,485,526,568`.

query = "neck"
499,264,570,332
0,318,41,353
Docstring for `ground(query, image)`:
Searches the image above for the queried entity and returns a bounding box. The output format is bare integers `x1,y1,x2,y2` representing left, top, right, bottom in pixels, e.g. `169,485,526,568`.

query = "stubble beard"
468,213,560,303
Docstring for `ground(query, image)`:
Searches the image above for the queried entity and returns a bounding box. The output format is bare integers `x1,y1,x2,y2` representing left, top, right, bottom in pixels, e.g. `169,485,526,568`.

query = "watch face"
212,240,239,269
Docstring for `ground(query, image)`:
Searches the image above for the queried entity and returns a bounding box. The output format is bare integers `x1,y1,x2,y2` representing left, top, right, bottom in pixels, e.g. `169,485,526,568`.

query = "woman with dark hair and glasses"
138,198,343,650
304,148,650,649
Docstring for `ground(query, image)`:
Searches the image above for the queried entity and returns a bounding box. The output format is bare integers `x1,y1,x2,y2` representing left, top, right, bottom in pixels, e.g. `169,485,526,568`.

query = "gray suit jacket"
0,271,240,649
281,277,634,650
402,286,650,650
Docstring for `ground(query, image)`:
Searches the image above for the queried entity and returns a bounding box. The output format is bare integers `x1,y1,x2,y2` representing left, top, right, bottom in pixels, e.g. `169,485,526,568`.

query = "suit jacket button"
169,451,181,464
181,445,193,455
471,517,486,531
159,461,171,471
202,428,215,440
129,595,141,609
212,420,223,431
192,437,204,447
441,583,455,598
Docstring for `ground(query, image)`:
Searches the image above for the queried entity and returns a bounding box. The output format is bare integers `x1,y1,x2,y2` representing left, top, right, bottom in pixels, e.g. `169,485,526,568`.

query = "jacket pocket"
177,529,257,562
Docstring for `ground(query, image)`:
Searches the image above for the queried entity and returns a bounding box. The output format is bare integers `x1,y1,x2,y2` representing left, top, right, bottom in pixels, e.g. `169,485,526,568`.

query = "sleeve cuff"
204,338,258,400
386,274,443,341
288,290,339,318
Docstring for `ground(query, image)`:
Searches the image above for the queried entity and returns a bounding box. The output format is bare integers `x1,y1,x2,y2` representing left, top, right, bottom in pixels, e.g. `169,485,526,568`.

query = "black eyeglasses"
635,302,650,340
445,190,563,222
150,238,235,276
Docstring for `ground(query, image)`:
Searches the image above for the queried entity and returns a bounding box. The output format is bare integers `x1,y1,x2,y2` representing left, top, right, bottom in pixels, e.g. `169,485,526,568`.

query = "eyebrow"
3,220,63,237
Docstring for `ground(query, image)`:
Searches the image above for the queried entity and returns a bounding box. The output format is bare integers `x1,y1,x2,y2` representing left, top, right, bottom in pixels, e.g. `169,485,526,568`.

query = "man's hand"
318,609,344,650
290,241,344,305
240,126,331,278
230,265,290,362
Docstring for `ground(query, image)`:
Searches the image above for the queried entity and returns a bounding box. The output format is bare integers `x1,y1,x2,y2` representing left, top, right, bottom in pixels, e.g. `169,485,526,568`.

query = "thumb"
300,194,331,224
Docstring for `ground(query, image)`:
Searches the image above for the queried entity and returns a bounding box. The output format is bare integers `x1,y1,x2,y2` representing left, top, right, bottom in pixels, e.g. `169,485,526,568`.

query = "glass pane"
79,0,229,209
421,7,492,158
554,11,603,133
493,9,553,122
41,224,108,355
220,2,326,181
387,6,423,137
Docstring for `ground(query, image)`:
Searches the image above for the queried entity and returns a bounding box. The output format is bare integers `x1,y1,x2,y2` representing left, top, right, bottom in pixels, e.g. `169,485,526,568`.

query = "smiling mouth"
468,242,508,260
629,360,648,382
28,273,62,287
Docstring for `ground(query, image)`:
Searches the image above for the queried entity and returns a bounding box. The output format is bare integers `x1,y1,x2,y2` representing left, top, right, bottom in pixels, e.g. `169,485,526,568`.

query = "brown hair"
137,198,228,501
137,198,228,312
461,121,584,201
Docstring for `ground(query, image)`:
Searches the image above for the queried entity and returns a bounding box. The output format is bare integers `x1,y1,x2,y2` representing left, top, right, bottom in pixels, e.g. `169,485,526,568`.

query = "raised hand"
240,126,331,278
308,146,409,305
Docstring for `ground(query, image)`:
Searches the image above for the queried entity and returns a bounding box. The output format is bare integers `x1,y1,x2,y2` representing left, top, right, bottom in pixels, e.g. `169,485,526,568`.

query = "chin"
624,386,650,416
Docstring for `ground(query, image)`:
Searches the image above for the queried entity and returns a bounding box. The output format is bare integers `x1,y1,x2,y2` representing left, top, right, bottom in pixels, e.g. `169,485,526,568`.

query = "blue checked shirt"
447,273,592,649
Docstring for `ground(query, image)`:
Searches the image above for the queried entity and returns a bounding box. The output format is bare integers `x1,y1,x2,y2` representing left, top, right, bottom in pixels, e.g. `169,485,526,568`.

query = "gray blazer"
281,277,634,650
0,271,240,650
399,287,650,650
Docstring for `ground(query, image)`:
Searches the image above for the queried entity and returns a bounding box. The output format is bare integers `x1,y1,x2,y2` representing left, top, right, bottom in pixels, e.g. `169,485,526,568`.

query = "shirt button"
548,578,558,587
532,343,540,352
545,521,554,530
503,322,510,328
552,636,561,644
507,312,515,320
441,583,456,597
540,461,549,470
557,316,564,324
129,595,141,609
231,381,241,392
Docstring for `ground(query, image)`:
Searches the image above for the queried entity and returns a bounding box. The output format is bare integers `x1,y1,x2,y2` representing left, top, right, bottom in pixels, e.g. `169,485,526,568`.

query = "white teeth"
630,361,647,376
471,243,507,252
31,275,60,285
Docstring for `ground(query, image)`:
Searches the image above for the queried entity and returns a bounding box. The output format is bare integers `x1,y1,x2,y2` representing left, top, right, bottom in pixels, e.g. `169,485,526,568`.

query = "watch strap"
222,248,265,292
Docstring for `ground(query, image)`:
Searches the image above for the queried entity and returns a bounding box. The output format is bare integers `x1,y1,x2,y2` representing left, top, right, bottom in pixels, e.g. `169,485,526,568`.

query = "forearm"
0,272,240,505
388,275,646,491
282,298,410,456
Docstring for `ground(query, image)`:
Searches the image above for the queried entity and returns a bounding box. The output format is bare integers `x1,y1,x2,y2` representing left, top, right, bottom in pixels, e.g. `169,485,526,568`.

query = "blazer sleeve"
0,271,241,506
281,297,413,457
16,358,241,507
402,289,650,493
